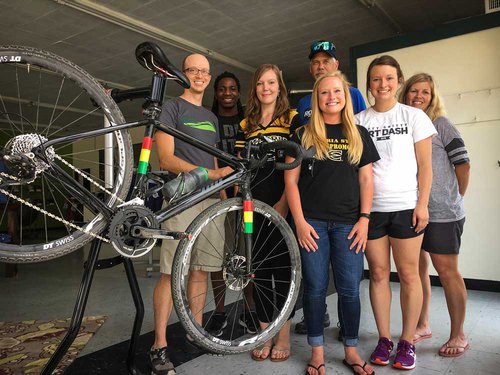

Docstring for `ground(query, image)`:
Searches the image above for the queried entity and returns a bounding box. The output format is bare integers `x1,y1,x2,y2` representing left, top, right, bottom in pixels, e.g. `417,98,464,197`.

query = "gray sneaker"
149,346,176,375
206,312,228,337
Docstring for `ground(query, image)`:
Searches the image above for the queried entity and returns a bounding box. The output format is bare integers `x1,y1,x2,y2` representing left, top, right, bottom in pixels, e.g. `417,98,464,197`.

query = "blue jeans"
300,218,364,347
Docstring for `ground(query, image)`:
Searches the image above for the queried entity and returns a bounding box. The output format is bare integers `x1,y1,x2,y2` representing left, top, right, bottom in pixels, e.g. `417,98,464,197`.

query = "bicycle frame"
31,84,258,271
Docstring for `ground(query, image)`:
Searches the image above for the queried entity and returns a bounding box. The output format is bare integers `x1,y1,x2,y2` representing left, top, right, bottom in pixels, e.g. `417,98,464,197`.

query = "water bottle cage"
145,171,168,199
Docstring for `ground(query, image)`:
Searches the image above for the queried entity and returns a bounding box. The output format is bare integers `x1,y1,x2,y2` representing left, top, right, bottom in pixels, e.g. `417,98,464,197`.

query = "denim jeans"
300,218,364,347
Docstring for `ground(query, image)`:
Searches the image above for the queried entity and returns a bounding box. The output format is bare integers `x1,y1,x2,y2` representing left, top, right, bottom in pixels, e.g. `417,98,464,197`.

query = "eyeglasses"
311,41,335,52
184,67,211,76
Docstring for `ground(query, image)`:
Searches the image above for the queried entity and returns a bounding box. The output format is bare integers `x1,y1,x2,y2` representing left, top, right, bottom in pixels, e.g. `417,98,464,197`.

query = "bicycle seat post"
142,73,167,121
130,73,168,201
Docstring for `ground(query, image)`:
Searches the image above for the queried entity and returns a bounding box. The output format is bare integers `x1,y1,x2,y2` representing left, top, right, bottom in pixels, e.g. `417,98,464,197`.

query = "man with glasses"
297,40,366,126
150,53,232,375
294,40,367,341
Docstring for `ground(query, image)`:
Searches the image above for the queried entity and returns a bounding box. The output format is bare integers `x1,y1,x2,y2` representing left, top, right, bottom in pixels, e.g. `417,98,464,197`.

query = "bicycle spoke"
0,94,20,137
35,67,42,133
252,281,274,323
251,265,291,272
46,76,65,137
48,90,86,130
48,105,102,139
41,175,49,242
227,289,244,340
43,177,72,235
249,214,267,260
252,235,287,268
198,227,225,261
15,64,24,133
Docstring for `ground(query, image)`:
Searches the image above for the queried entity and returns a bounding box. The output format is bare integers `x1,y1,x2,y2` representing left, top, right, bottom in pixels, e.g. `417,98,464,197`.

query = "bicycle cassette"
108,205,159,258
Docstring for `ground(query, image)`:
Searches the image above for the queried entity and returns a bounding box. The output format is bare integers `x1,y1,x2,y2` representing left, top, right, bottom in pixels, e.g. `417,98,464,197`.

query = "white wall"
356,27,500,281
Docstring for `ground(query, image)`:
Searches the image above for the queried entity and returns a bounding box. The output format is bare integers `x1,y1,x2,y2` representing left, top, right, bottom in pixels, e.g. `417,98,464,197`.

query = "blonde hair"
244,64,291,134
301,71,363,164
399,73,446,121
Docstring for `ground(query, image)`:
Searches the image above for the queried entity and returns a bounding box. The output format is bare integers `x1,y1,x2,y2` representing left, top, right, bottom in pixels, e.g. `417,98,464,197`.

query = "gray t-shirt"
158,97,219,177
429,116,469,222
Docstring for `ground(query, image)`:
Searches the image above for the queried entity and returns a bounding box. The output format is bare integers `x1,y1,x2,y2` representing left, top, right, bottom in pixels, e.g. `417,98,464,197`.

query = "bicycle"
0,42,303,355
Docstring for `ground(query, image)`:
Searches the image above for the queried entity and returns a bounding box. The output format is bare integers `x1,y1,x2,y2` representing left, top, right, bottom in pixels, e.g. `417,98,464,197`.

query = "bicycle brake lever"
261,135,274,143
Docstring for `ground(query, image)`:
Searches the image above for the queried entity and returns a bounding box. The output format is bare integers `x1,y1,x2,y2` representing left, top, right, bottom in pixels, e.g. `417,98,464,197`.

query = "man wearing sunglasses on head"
294,40,367,342
297,40,366,126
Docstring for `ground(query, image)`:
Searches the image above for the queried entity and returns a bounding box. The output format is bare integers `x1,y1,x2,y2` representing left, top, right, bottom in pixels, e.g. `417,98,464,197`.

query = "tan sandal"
251,345,272,361
270,346,290,362
306,363,325,375
439,342,470,357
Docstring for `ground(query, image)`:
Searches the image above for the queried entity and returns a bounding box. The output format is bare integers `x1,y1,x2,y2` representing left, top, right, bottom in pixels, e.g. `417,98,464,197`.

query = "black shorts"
422,218,465,255
368,209,423,240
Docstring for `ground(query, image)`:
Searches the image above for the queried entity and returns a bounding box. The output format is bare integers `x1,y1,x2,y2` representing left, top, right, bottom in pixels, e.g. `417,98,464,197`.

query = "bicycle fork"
239,174,255,278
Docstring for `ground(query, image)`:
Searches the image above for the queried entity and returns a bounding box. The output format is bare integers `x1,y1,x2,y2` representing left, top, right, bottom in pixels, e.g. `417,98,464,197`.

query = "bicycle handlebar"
257,140,304,171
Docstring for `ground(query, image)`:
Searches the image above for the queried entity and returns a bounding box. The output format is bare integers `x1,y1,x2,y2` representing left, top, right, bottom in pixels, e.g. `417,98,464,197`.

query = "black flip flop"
305,363,325,375
342,359,375,375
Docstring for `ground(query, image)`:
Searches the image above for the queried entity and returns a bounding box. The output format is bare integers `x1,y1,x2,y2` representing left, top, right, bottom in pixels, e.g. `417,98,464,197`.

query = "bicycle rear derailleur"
3,134,55,181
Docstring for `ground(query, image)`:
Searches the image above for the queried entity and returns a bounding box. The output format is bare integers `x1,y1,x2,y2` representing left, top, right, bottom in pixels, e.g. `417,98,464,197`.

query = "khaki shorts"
160,197,225,274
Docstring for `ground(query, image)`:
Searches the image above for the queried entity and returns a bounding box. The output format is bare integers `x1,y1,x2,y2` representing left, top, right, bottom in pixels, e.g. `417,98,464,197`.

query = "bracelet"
359,213,371,220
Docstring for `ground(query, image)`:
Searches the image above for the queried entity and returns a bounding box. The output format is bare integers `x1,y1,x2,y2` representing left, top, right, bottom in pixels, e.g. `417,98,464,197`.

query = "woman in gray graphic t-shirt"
401,73,471,358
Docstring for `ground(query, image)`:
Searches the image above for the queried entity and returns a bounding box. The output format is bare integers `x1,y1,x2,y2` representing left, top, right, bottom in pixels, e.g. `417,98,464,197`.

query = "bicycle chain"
54,154,125,205
0,168,110,243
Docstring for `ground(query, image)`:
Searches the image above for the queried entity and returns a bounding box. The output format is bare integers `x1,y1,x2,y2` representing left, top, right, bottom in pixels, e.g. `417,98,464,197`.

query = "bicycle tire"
171,198,301,354
0,45,133,263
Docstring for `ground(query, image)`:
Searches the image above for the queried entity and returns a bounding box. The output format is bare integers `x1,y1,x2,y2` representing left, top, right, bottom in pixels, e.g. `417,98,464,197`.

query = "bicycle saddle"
135,42,190,89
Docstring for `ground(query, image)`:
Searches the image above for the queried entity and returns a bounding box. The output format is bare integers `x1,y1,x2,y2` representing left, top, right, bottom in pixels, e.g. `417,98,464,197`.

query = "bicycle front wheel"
171,198,301,354
0,46,133,263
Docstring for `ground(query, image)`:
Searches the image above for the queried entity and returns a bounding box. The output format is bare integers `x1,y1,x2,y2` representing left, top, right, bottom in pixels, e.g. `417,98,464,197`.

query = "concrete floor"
1,245,500,374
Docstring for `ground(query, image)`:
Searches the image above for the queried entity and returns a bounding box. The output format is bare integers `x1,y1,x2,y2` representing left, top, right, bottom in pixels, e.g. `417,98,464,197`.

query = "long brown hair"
366,55,404,104
302,71,363,164
399,73,446,121
244,64,291,134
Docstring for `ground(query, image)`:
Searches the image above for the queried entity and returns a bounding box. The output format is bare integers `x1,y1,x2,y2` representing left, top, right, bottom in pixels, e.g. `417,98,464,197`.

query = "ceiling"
0,0,485,113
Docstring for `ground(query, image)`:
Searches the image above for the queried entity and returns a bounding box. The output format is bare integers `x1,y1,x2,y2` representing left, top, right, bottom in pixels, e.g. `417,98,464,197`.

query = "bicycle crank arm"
131,226,192,240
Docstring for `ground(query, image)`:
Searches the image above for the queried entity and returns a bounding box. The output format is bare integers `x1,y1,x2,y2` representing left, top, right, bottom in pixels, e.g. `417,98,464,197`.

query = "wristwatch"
359,213,371,220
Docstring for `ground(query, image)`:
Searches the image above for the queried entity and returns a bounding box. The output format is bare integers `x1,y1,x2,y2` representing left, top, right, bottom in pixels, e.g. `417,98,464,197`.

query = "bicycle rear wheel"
0,46,133,263
171,198,301,354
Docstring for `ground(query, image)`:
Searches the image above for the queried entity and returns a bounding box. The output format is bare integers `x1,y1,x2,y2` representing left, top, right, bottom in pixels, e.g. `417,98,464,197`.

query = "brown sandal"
305,363,325,375
439,342,470,357
251,345,272,361
270,346,290,362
